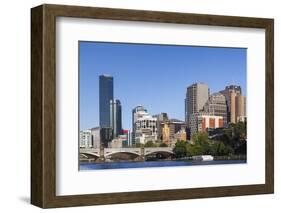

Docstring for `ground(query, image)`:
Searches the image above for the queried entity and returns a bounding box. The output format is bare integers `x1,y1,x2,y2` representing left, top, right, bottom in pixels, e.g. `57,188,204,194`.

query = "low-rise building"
174,128,187,142
109,134,130,148
79,129,92,148
91,127,100,148
121,129,131,147
189,112,223,137
153,112,169,140
203,92,227,126
161,119,186,145
135,128,157,144
109,138,123,148
134,110,157,144
91,126,113,148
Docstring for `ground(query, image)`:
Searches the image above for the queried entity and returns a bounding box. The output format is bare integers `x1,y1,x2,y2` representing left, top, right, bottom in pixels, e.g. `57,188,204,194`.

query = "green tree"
173,140,187,158
210,142,234,156
217,142,226,156
234,122,246,140
135,143,144,148
186,143,194,157
159,143,168,147
192,132,213,155
192,132,209,144
217,122,247,155
144,141,155,147
186,143,200,156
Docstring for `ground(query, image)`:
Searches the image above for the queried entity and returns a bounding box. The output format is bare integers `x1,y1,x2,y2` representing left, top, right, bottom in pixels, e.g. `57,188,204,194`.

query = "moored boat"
192,155,214,161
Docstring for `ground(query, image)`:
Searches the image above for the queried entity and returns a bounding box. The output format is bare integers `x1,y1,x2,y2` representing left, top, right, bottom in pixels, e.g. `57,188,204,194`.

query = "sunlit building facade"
220,85,246,123
203,92,228,126
79,129,92,148
185,83,209,127
189,112,223,137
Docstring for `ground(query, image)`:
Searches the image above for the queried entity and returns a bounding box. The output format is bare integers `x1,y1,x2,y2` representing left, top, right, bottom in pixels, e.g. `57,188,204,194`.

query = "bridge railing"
80,147,174,157
104,147,141,152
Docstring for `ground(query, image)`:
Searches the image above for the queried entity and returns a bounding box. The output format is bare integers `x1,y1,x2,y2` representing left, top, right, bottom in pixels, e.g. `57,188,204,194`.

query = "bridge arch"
104,151,141,157
145,151,175,159
80,152,100,159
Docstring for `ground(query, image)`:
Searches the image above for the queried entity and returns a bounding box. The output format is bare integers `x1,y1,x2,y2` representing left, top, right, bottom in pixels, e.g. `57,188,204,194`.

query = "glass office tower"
99,75,113,128
110,99,122,137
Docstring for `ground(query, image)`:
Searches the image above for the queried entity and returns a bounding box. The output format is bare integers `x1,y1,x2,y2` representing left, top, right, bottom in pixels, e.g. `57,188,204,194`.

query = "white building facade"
132,106,157,144
79,129,92,148
91,127,101,148
185,83,209,127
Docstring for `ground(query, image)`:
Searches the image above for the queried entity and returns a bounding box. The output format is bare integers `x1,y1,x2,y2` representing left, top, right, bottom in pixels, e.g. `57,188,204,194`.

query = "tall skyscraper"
203,92,228,126
99,75,113,128
236,95,247,122
220,85,246,123
110,99,122,137
100,127,113,148
185,83,209,127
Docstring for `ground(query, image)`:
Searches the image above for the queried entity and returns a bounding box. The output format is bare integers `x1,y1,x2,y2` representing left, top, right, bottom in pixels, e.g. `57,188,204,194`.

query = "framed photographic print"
31,4,274,208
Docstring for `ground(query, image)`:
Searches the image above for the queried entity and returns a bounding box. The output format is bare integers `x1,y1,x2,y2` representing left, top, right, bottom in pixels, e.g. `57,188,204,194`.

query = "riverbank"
80,159,247,170
80,155,246,164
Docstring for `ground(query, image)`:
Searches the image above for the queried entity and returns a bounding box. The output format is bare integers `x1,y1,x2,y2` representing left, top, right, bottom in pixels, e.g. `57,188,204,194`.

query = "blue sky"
79,41,246,131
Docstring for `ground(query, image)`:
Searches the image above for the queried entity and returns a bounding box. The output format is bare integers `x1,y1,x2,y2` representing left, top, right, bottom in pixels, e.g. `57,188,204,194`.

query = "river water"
80,159,246,170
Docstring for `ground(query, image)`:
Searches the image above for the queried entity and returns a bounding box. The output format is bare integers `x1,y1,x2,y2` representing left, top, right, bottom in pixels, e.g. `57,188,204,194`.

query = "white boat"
192,155,214,161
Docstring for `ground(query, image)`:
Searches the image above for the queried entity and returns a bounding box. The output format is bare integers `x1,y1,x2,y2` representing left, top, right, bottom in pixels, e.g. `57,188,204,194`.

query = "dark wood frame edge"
31,4,274,208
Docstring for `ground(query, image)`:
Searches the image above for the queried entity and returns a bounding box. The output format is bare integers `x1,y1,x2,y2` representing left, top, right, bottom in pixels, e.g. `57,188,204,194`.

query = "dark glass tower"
110,99,122,137
99,75,113,128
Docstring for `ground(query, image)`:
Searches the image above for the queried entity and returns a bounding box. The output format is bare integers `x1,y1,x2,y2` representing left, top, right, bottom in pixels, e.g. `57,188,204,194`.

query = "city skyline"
79,41,247,131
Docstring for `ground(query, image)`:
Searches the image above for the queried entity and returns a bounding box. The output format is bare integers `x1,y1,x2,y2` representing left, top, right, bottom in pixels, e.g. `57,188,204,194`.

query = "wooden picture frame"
31,4,274,208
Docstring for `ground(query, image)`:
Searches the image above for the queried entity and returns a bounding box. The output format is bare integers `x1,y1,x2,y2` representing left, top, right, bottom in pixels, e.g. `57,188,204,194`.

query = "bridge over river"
80,147,175,162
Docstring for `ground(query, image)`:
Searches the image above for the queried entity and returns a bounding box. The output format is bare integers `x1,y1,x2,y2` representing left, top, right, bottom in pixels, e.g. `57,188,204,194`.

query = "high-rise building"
100,127,113,148
79,129,92,148
185,83,209,127
110,99,122,138
189,112,223,137
153,113,169,140
99,75,113,128
134,115,157,144
220,85,246,123
132,106,158,144
203,92,228,126
132,106,148,144
236,95,247,122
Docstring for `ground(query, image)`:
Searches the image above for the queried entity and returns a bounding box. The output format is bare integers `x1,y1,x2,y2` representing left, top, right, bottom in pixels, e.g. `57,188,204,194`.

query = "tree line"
173,122,247,158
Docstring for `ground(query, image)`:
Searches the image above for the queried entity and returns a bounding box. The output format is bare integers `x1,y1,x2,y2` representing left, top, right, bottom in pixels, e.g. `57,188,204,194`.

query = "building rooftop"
99,74,113,78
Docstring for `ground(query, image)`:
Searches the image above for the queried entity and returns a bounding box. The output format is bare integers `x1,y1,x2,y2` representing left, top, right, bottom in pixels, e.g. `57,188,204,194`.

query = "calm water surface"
80,160,246,170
